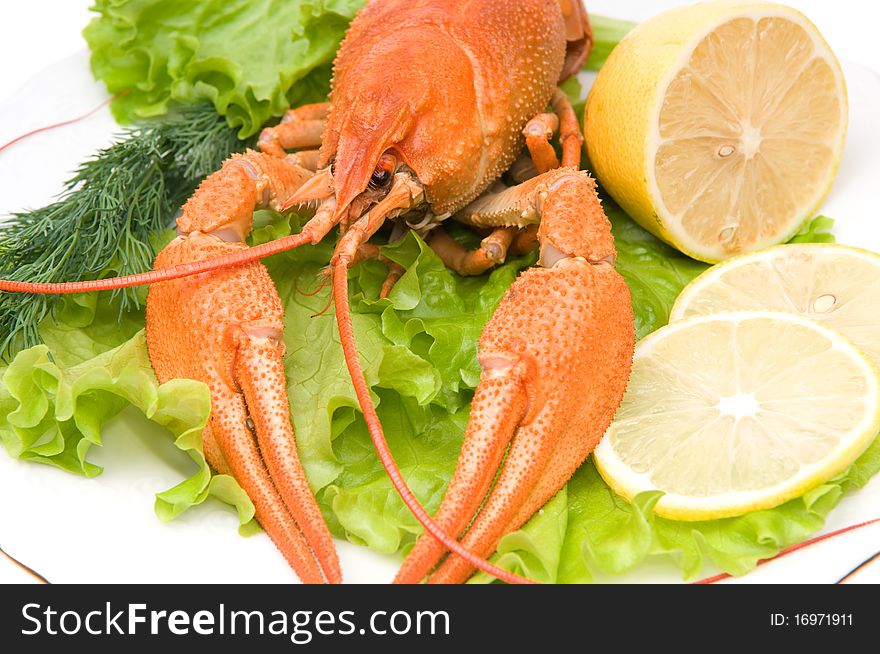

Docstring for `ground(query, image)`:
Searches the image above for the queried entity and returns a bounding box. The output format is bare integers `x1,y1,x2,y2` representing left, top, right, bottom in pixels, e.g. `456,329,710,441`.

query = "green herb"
0,103,246,359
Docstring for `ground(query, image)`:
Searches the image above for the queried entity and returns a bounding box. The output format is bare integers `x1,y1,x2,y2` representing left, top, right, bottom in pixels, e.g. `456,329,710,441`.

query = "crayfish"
0,0,634,584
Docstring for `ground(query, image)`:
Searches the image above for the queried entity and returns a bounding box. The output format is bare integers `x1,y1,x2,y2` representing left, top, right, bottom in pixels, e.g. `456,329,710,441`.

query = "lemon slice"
585,2,848,262
593,311,880,521
671,244,880,364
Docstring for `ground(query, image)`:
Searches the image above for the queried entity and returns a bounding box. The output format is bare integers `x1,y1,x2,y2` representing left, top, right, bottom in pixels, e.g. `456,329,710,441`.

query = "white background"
0,0,877,105
0,1,879,585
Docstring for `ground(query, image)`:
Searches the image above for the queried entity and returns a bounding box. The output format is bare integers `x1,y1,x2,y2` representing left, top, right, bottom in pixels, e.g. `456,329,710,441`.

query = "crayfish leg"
426,226,518,277
258,102,330,158
559,0,593,82
522,85,586,175
523,112,561,174
550,89,584,168
352,243,406,299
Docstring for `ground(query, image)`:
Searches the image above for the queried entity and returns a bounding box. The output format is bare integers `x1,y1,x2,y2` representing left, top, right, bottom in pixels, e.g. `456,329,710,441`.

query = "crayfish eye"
369,153,397,189
370,168,391,188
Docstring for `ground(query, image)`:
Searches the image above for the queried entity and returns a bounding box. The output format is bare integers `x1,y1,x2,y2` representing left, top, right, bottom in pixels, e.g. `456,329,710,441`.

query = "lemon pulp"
585,3,848,262
670,244,880,364
653,15,846,259
594,312,880,521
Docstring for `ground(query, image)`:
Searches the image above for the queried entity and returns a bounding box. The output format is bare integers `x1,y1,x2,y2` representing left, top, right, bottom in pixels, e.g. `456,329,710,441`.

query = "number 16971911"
771,613,853,627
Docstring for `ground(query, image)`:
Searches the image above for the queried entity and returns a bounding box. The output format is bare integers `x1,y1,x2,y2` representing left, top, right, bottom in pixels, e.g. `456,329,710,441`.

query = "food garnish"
671,243,880,364
586,2,848,262
594,311,880,520
0,104,244,358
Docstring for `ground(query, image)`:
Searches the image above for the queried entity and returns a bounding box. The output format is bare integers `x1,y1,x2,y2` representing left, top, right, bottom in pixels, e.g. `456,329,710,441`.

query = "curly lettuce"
84,3,634,138
0,327,256,530
84,0,364,137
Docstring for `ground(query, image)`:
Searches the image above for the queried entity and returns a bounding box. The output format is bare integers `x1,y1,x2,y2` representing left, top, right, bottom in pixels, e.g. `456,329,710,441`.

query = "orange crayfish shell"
321,0,568,216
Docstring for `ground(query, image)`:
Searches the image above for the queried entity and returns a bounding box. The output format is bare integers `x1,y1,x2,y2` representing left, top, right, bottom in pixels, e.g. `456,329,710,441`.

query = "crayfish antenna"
331,257,536,585
0,233,314,295
0,198,342,295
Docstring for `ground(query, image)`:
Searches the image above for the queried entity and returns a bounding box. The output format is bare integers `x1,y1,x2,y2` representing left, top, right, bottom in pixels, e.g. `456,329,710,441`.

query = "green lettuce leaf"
0,326,255,529
84,0,364,137
790,214,836,243
584,15,637,72
321,394,466,553
608,201,708,339
36,291,147,369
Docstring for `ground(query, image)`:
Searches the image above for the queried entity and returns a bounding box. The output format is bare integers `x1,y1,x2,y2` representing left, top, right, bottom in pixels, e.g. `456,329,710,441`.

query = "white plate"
1,51,880,584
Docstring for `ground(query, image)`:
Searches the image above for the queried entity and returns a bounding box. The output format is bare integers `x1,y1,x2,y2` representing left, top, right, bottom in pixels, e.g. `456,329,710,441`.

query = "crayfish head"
331,151,402,223
281,81,426,227
323,80,428,219
282,147,424,230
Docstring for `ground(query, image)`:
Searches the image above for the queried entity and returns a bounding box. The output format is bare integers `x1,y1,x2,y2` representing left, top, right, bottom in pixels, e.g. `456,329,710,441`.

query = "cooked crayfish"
0,0,634,584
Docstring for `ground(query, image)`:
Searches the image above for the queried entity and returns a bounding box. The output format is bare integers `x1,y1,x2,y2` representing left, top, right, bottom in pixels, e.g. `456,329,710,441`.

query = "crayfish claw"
147,236,341,584
397,170,634,584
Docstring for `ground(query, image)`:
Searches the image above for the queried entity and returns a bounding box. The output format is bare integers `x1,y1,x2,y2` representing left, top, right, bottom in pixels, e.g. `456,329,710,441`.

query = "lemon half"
593,311,880,521
586,2,848,262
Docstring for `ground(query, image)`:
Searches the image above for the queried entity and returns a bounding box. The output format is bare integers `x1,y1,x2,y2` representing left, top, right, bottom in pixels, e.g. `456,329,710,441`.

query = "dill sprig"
0,103,249,358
